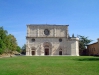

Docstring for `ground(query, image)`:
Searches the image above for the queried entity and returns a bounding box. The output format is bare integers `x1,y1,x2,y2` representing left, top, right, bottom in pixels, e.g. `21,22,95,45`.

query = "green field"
0,56,99,75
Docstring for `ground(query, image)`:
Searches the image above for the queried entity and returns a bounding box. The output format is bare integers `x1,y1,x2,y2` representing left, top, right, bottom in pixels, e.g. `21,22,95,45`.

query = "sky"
0,0,99,47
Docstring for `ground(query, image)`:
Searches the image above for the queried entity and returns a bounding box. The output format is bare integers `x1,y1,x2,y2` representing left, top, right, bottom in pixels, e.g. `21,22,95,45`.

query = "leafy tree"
72,34,75,38
0,27,8,54
78,35,92,50
16,46,21,53
0,26,18,55
21,44,26,54
8,34,17,53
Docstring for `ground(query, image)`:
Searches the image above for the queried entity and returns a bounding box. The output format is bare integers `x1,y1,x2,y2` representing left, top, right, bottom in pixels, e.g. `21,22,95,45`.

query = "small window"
32,38,35,42
59,38,62,42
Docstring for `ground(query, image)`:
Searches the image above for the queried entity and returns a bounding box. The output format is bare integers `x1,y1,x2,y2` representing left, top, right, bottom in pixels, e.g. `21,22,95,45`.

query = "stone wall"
27,25,68,38
26,37,68,56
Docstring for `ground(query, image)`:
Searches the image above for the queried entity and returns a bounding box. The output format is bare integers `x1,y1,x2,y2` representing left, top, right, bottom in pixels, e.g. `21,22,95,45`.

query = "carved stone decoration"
43,42,52,47
31,47,36,50
44,29,50,35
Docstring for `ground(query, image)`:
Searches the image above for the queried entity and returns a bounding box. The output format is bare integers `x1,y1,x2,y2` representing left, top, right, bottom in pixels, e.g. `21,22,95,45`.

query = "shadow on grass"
76,57,99,61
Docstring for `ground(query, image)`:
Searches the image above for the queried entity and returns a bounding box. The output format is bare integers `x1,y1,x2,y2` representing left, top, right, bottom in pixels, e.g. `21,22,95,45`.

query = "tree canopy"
78,35,92,50
0,26,20,54
21,44,26,54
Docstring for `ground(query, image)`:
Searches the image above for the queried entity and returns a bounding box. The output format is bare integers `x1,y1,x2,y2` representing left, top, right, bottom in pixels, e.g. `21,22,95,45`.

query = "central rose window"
44,29,50,35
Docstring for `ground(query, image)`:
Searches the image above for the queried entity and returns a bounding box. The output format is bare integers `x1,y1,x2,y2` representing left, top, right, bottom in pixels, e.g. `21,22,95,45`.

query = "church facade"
26,24,79,56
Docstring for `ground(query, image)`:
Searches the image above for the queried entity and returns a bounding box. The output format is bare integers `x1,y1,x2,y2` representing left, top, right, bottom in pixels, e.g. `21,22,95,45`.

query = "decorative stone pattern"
26,24,79,56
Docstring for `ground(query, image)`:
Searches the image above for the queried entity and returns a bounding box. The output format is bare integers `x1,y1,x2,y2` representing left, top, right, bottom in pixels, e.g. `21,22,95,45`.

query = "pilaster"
54,26,56,37
38,26,39,37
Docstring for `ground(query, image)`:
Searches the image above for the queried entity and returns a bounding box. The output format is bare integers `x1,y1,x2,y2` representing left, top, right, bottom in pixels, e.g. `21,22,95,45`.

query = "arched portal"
31,47,36,55
32,51,35,55
59,47,62,55
43,42,52,55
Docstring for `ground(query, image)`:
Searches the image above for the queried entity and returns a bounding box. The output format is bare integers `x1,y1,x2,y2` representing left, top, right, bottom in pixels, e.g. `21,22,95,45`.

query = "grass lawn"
0,56,99,75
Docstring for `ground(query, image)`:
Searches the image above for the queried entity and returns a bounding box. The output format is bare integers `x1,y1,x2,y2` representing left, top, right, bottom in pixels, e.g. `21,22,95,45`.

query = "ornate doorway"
31,47,36,55
43,42,52,55
45,48,49,55
32,51,35,55
59,47,62,55
59,51,62,55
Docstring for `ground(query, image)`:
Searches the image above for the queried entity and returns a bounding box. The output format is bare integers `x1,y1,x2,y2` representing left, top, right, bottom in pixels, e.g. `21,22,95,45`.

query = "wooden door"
45,49,49,55
32,51,35,55
59,51,62,55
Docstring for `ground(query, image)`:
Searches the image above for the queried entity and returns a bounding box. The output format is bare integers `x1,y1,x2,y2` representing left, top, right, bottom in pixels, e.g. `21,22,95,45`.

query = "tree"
0,26,18,55
21,44,26,54
0,27,8,54
8,34,17,53
78,35,92,50
16,46,21,53
72,33,75,38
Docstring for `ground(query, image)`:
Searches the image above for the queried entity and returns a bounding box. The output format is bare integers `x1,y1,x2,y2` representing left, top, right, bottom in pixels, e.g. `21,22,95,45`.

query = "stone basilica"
26,24,79,56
